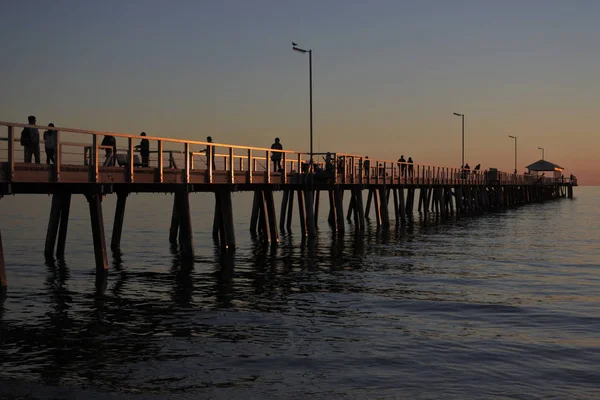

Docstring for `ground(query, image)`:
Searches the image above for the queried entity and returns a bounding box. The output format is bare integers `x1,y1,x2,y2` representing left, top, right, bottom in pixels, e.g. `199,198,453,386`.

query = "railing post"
157,140,163,183
92,134,99,183
266,150,271,184
54,130,61,182
7,126,14,182
128,137,134,183
282,152,287,184
383,162,387,184
229,147,234,184
297,154,301,174
208,144,213,184
247,149,252,184
350,157,355,184
359,157,363,184
184,142,190,184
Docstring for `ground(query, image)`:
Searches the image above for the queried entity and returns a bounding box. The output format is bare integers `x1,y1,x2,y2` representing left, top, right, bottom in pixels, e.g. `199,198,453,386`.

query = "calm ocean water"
1,186,599,399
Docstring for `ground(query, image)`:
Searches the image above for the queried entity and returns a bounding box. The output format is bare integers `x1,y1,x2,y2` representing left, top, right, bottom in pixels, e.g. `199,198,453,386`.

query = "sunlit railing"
0,121,576,186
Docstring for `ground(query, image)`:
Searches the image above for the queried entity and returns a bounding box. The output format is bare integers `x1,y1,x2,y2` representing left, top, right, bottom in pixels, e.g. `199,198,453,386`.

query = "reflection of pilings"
304,189,317,237
334,187,345,233
111,192,128,251
286,189,294,231
313,190,320,229
297,190,307,236
327,190,337,230
56,193,71,259
85,193,108,274
378,187,390,227
0,229,6,288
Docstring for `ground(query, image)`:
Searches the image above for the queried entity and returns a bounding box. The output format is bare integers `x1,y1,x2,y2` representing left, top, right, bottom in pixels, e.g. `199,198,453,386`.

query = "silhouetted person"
43,123,57,164
363,156,370,179
205,136,216,170
407,157,414,178
136,132,150,167
464,163,470,175
101,135,116,166
21,115,40,163
398,155,406,178
270,137,283,171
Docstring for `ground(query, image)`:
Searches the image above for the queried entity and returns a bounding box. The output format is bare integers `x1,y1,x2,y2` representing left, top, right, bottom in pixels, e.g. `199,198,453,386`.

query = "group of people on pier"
20,115,57,164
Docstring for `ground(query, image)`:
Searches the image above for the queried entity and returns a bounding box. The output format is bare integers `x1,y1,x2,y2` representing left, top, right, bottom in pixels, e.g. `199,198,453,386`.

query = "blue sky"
1,0,598,182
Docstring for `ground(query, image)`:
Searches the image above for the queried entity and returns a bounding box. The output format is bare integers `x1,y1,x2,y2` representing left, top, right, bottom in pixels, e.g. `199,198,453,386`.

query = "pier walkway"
0,121,577,289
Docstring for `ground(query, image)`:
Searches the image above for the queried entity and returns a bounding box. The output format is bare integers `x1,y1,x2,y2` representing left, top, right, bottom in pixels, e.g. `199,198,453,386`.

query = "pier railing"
0,121,575,186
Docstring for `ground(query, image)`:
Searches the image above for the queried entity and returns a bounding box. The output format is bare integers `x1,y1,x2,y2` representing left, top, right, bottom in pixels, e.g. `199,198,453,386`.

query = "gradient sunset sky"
1,0,598,183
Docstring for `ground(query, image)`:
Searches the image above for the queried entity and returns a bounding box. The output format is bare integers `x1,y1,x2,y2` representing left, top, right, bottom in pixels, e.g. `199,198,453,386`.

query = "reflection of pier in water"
0,120,576,290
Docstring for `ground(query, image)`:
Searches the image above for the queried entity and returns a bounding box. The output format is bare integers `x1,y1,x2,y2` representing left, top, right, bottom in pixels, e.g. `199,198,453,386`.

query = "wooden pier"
0,121,577,290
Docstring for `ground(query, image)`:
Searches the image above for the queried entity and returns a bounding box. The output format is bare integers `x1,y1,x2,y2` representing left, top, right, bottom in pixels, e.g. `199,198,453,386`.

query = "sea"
0,186,599,400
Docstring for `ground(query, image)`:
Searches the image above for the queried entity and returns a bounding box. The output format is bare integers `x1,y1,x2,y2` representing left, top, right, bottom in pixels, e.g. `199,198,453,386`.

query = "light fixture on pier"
508,135,517,174
453,112,465,169
292,42,313,169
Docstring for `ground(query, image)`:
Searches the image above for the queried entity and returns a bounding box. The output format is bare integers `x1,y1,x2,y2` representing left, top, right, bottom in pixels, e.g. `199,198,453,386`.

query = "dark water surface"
1,187,599,399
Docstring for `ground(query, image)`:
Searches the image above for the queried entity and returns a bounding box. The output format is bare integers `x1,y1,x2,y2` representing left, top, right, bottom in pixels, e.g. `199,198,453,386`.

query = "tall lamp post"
453,112,465,170
537,147,544,160
292,42,313,170
508,135,517,174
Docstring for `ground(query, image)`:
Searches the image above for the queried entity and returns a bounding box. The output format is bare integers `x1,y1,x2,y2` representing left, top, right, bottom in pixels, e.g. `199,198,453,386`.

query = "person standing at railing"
398,155,406,178
135,132,150,167
407,157,414,178
43,123,57,164
101,135,116,166
20,115,40,163
363,156,370,180
270,137,283,172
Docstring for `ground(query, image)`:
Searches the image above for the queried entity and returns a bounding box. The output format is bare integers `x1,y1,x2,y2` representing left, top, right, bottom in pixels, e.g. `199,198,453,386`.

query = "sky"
1,0,598,183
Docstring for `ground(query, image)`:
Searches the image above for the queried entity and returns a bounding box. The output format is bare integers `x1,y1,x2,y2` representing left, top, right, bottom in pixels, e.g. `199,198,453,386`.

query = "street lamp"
453,112,465,169
508,135,517,174
292,42,313,170
537,147,544,160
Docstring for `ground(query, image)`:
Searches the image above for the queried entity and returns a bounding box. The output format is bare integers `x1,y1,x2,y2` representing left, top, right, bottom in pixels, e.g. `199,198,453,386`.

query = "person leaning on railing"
134,132,150,167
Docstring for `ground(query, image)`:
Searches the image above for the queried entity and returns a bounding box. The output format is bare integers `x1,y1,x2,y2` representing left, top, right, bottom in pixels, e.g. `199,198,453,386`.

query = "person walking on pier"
20,115,40,163
270,137,283,172
101,134,117,166
136,132,150,167
363,156,370,180
407,157,414,179
43,123,57,164
398,155,406,178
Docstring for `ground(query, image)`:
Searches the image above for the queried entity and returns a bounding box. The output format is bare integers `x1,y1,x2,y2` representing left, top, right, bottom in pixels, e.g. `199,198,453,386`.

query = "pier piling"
86,194,109,274
174,189,194,259
56,193,71,259
45,194,63,259
0,229,6,288
111,192,128,251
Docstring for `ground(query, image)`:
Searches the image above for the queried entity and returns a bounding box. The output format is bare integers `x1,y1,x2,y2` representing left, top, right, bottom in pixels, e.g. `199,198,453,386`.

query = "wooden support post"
169,195,179,245
175,189,194,259
111,192,128,251
280,190,289,232
378,187,390,227
45,194,63,259
347,192,355,221
250,190,260,233
259,190,271,242
328,190,337,229
297,190,307,236
86,194,108,273
398,187,406,223
213,192,222,240
355,188,366,230
56,193,71,259
314,190,320,228
335,187,345,232
265,190,279,244
286,189,294,231
365,189,373,219
304,189,317,237
219,190,236,249
0,229,6,289
418,188,424,213
373,189,382,227
393,189,399,223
